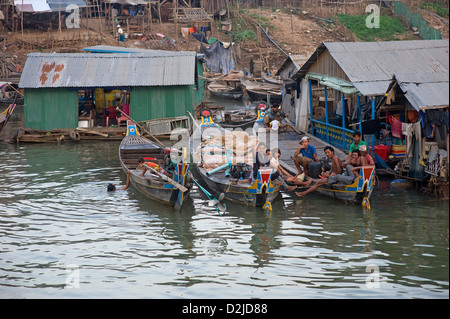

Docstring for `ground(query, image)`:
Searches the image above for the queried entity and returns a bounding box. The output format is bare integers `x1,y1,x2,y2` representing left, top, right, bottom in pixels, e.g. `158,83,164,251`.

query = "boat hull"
316,166,376,205
195,165,281,208
209,89,244,100
119,133,191,208
246,88,282,103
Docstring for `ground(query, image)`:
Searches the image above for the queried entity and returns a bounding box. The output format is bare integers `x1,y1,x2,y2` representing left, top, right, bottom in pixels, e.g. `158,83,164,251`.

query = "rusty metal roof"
294,40,449,97
19,52,198,88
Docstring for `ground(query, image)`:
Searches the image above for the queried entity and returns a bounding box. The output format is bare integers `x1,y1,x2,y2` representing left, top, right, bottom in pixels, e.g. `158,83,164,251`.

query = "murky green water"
0,139,448,299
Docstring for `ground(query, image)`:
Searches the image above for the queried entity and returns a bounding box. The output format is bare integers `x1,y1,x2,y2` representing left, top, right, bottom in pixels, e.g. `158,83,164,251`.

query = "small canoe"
119,121,192,210
315,166,376,209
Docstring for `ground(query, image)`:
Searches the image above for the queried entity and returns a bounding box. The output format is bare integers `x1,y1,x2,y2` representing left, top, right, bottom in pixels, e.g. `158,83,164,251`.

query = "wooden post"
21,0,23,36
158,0,162,30
147,1,153,31
290,8,294,45
96,0,102,36
59,4,61,33
175,0,178,40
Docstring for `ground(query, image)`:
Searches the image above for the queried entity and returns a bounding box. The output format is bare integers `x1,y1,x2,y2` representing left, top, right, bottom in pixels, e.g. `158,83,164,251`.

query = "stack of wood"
0,55,18,78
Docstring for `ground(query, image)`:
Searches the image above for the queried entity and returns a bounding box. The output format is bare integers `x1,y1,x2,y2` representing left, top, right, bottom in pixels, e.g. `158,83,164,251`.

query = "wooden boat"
214,108,257,130
239,77,282,103
193,110,281,210
207,81,244,100
315,166,376,209
262,71,283,85
0,104,16,134
119,121,192,210
138,115,191,139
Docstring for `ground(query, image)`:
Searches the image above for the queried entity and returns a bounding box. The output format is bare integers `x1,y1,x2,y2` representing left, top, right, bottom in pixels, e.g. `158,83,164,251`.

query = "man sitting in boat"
263,103,287,131
351,145,374,177
330,149,367,185
295,146,343,197
268,148,312,189
138,157,170,177
252,142,296,192
293,136,320,179
345,130,368,162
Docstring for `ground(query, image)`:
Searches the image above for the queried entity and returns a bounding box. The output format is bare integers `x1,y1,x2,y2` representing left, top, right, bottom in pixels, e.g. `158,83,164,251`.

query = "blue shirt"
300,145,317,161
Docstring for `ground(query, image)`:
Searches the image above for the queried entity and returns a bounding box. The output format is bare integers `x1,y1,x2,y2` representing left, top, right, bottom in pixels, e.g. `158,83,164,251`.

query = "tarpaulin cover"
192,33,209,44
200,41,235,75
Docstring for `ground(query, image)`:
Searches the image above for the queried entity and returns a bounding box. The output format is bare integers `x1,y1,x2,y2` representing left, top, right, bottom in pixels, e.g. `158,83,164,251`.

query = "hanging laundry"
181,27,190,38
389,115,403,138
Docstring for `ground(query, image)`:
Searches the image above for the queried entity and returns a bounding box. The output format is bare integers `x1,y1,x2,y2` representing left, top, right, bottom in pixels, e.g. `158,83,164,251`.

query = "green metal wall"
24,88,78,130
130,85,204,122
130,60,205,122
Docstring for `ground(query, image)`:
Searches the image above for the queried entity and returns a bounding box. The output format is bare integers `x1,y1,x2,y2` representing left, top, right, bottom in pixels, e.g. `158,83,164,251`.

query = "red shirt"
364,154,375,166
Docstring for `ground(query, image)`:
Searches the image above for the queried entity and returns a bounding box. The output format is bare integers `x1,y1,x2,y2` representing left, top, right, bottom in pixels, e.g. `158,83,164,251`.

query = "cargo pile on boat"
194,130,259,171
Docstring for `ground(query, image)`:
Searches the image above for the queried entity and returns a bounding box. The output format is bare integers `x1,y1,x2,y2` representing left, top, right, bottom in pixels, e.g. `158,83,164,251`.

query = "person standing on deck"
293,136,319,179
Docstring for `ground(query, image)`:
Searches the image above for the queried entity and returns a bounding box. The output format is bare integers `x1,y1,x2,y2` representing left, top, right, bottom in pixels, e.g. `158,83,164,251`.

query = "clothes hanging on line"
402,122,424,159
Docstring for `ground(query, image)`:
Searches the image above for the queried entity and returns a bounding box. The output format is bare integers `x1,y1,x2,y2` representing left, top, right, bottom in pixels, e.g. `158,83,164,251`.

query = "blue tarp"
200,41,236,75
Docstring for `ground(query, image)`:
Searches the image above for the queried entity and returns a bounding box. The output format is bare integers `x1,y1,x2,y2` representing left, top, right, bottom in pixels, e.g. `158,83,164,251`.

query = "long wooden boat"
193,109,280,210
196,166,281,210
207,81,244,100
119,121,192,210
239,77,282,103
215,108,257,130
315,166,376,209
138,115,191,139
0,104,16,134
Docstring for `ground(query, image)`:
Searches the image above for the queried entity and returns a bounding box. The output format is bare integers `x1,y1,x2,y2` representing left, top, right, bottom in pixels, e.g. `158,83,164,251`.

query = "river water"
0,101,448,299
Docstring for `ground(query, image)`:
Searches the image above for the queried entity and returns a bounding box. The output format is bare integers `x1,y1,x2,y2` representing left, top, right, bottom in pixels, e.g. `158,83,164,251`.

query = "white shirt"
271,119,280,131
269,157,279,169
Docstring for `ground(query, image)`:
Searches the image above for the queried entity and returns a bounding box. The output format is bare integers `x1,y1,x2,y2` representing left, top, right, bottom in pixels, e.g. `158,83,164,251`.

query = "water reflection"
0,134,448,298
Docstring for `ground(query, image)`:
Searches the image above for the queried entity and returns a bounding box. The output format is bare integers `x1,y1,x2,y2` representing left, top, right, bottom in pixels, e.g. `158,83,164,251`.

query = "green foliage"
419,2,449,18
338,14,408,41
231,29,257,42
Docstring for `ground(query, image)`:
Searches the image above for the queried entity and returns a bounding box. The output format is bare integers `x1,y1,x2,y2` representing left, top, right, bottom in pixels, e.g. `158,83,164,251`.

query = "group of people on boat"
293,130,375,197
249,128,375,198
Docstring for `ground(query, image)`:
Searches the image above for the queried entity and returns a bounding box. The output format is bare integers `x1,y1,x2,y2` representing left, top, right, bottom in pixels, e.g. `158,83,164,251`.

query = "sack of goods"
195,131,259,171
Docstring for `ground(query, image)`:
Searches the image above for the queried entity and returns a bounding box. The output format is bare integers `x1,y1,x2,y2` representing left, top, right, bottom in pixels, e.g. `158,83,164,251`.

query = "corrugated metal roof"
47,1,87,11
83,45,173,55
19,52,197,88
294,40,449,96
394,74,449,110
13,0,51,13
276,54,308,76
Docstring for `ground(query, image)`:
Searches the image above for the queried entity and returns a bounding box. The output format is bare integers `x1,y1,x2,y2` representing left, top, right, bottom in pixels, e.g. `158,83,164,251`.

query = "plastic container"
391,145,406,158
370,144,390,160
